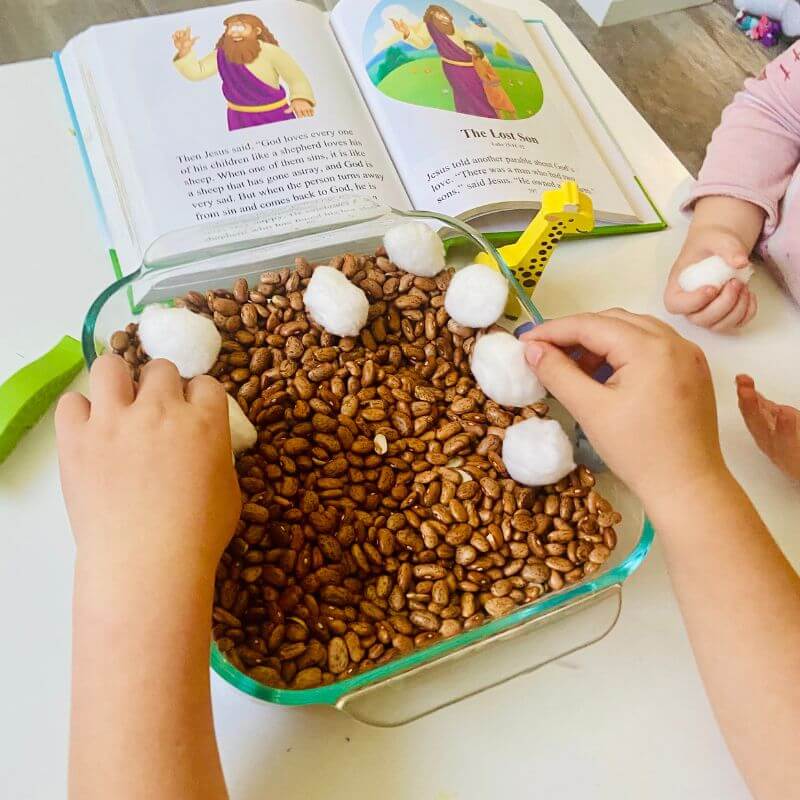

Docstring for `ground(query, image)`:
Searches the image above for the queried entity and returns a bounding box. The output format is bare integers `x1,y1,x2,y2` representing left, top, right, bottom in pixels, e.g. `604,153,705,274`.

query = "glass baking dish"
82,194,653,726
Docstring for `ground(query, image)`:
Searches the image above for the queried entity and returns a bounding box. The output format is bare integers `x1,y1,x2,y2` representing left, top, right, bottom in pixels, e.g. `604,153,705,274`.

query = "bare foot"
736,375,800,480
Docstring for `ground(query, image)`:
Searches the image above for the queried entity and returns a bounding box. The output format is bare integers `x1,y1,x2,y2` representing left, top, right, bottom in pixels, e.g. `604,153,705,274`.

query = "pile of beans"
112,249,621,691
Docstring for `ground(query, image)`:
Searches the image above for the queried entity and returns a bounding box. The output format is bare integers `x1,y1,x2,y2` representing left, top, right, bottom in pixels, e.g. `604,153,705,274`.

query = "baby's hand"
736,375,800,481
664,226,757,332
55,355,241,577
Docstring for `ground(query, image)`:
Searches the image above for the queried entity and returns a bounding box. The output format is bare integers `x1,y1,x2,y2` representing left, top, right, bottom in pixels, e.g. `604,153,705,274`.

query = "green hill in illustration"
376,57,544,118
366,42,429,84
374,45,412,83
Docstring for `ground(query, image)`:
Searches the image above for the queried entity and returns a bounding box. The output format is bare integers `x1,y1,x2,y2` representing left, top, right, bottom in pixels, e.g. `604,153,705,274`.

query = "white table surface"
2,3,798,797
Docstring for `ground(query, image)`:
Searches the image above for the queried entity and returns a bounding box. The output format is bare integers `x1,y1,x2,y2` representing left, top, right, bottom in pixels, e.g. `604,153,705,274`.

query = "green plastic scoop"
0,336,84,464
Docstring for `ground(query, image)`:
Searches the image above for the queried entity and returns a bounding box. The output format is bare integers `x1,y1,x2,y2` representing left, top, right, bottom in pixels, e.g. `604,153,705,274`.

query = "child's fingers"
55,392,91,434
570,346,606,376
742,384,779,445
687,279,742,328
736,291,758,328
776,405,798,440
736,376,756,404
737,381,772,451
736,376,761,420
735,374,755,392
755,391,779,429
598,308,672,335
523,340,606,424
664,282,718,315
521,313,645,369
185,374,228,415
710,286,751,333
137,359,184,403
716,241,751,268
727,287,752,327
89,354,135,413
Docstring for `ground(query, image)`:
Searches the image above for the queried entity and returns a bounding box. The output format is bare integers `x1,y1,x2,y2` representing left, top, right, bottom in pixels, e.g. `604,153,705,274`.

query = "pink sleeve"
683,46,800,235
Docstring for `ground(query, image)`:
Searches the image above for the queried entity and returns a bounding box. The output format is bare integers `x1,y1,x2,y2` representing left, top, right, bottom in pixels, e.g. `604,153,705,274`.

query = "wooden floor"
544,0,787,173
0,0,787,174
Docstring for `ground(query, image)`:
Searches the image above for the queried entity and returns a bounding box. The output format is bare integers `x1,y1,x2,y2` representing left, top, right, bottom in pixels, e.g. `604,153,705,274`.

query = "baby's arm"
56,356,241,800
523,313,800,798
666,47,800,330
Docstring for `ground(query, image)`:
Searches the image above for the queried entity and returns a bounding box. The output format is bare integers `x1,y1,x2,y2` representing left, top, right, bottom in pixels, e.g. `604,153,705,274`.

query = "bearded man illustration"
172,14,315,131
391,5,497,119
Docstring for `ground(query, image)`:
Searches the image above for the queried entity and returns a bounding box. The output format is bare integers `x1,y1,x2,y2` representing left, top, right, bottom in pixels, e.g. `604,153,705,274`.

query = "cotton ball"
227,394,257,453
678,255,754,292
304,266,369,337
444,263,508,328
470,331,546,407
136,304,222,378
502,416,576,487
383,221,445,277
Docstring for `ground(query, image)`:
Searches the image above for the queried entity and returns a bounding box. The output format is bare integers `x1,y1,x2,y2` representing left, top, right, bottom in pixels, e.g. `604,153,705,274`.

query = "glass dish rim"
81,200,654,708
81,199,542,360
210,517,653,707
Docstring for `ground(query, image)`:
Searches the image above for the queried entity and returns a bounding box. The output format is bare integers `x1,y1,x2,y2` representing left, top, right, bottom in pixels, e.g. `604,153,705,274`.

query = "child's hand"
664,225,757,332
736,374,800,480
55,355,241,577
521,310,724,504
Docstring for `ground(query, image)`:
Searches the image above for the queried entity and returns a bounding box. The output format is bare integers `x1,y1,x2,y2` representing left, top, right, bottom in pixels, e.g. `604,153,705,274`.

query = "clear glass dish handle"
336,584,622,727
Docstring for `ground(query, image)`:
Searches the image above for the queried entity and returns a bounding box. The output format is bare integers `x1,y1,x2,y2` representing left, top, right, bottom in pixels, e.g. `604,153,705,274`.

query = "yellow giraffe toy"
476,180,595,317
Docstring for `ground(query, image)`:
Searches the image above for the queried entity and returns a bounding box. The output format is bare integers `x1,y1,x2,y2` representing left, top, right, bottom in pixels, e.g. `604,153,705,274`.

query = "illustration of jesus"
391,5,497,119
172,14,315,131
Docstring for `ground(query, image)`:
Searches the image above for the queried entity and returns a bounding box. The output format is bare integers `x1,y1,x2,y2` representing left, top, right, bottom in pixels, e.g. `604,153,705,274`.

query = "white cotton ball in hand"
678,255,754,292
227,394,257,453
470,331,546,407
383,221,446,277
304,266,369,337
444,263,508,328
502,416,576,487
136,304,222,378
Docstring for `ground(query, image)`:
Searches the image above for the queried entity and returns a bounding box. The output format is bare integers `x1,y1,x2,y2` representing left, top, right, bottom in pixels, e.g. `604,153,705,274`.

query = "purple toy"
736,10,782,45
754,13,782,44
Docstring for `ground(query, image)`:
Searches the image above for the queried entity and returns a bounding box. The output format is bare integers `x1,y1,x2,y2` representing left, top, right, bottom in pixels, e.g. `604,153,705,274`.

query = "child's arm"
56,356,241,800
665,47,800,330
522,313,800,799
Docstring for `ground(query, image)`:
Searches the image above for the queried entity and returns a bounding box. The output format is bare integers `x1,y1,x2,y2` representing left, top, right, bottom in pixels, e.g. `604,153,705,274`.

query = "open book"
56,0,665,278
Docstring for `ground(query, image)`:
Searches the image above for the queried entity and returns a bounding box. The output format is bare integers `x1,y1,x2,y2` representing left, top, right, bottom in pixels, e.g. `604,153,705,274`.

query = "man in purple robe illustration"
391,4,497,119
172,14,315,131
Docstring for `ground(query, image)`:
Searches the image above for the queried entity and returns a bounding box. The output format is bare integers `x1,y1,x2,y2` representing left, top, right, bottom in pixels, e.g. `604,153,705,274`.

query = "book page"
331,0,636,222
525,22,661,226
61,0,410,273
